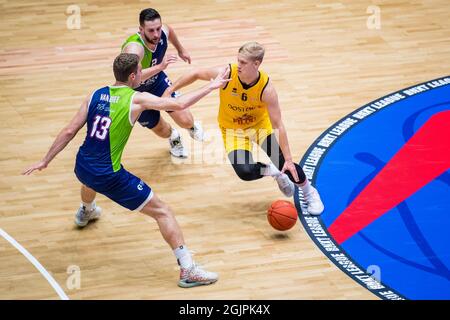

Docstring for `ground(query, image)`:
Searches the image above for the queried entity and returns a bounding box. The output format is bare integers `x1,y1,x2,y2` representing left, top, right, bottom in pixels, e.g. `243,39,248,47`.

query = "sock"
299,179,313,195
170,127,180,140
174,245,193,269
262,163,281,177
82,200,95,212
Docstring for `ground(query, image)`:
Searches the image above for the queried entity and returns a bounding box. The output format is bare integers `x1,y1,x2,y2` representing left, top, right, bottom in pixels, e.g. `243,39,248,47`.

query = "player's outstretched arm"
135,67,230,113
22,95,89,175
163,66,226,97
133,92,183,112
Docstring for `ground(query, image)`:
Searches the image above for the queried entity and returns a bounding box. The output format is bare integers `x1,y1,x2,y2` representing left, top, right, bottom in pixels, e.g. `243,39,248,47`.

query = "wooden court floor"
0,0,449,299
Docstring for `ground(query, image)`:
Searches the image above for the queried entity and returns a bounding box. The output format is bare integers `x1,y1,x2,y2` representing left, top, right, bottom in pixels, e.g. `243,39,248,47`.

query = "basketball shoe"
188,121,205,141
304,186,324,215
169,129,188,158
275,173,295,197
178,263,219,288
75,204,102,227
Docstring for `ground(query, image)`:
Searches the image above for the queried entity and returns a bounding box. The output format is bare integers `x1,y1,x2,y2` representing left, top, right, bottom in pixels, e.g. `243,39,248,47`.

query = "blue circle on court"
294,76,450,300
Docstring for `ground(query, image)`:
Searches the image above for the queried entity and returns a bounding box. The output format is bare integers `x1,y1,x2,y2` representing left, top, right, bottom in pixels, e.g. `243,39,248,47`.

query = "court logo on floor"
294,76,450,300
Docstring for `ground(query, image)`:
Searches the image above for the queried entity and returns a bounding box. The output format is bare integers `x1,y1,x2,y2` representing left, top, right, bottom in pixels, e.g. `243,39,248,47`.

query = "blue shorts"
74,163,153,211
135,71,180,129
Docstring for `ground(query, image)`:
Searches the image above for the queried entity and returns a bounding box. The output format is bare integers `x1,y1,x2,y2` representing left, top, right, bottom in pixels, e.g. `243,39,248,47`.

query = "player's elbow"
168,100,187,111
64,125,78,138
177,101,189,110
192,69,204,81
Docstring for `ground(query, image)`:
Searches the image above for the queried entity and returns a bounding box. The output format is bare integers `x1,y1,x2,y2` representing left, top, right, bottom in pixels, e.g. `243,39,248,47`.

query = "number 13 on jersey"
90,115,111,140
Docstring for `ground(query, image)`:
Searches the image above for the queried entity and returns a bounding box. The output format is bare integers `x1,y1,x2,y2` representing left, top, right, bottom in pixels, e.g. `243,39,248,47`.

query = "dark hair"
139,8,161,26
113,53,139,82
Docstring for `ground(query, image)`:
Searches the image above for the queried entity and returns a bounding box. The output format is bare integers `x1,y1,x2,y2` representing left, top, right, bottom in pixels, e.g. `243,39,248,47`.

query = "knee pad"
233,164,261,181
138,110,161,129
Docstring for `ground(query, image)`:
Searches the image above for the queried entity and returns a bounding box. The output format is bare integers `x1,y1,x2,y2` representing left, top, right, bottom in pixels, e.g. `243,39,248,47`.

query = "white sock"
174,245,193,269
82,201,95,212
262,163,281,177
170,127,180,140
299,179,313,195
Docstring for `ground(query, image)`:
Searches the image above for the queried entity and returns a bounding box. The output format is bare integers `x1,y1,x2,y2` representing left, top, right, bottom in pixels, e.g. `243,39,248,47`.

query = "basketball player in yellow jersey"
165,42,324,215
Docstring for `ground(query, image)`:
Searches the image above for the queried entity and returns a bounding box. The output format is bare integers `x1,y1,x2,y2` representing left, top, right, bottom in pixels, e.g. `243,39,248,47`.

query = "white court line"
0,228,69,300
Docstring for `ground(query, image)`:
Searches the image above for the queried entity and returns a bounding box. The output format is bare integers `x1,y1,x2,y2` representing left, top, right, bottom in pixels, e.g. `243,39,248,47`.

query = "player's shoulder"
260,78,276,102
162,24,170,38
122,33,145,50
132,91,155,104
124,32,141,42
259,67,269,78
132,91,144,102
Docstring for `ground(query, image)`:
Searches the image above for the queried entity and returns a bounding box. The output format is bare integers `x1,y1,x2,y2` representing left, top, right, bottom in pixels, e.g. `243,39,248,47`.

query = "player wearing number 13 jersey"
23,53,231,287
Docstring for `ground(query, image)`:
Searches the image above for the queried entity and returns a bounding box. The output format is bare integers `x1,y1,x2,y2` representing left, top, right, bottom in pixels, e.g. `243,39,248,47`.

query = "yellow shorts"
220,121,273,154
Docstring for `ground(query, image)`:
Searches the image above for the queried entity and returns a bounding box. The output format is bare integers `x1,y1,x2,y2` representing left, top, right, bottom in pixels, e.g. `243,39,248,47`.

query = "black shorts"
135,71,180,129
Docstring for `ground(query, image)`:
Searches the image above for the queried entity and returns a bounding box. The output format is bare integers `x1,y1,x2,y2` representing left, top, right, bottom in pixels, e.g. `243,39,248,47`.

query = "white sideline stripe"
0,228,69,300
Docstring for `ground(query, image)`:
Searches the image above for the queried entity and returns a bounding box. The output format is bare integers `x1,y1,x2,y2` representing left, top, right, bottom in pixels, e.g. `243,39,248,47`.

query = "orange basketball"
267,200,298,231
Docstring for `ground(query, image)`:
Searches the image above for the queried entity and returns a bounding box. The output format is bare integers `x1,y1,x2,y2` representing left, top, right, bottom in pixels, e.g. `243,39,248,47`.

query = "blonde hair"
238,42,265,62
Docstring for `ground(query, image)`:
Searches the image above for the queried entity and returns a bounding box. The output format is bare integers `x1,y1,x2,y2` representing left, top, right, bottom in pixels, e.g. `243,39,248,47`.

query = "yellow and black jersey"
218,63,271,130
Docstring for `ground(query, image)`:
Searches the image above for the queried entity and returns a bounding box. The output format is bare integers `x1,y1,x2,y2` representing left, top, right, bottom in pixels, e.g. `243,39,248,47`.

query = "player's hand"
178,49,191,64
281,160,300,183
160,54,178,71
22,161,48,175
208,66,231,90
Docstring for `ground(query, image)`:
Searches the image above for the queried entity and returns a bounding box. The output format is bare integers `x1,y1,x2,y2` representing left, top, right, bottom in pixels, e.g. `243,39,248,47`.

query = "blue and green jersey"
77,86,135,175
121,31,168,86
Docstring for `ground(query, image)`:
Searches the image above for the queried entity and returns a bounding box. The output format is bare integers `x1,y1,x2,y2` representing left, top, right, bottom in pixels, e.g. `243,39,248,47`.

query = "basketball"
267,200,298,231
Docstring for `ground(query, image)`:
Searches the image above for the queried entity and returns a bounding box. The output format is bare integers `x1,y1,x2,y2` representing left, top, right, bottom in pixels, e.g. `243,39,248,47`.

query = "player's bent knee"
171,111,194,129
151,119,171,138
233,164,259,181
140,195,171,219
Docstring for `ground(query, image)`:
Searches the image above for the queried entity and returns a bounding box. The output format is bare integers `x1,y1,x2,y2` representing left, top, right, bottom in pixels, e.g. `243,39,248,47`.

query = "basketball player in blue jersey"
122,8,202,158
23,53,230,288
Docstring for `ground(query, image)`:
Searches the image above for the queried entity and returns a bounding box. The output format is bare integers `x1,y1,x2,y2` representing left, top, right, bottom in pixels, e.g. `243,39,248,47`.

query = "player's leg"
140,194,184,249
148,114,171,138
228,149,265,181
160,75,205,141
222,127,294,196
97,167,217,287
260,132,306,182
260,133,324,215
169,109,205,141
136,79,187,158
223,127,263,180
75,184,102,227
139,194,218,288
138,108,187,158
228,148,294,197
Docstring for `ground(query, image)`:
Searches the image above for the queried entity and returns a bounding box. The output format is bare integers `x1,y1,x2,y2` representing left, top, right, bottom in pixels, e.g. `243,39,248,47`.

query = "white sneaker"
169,134,188,158
188,121,205,141
304,187,324,216
275,173,295,197
178,263,219,288
75,205,102,227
